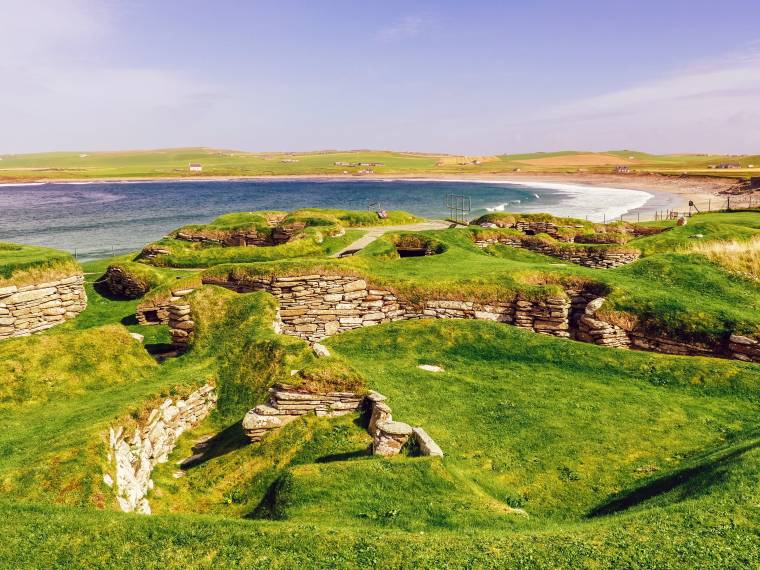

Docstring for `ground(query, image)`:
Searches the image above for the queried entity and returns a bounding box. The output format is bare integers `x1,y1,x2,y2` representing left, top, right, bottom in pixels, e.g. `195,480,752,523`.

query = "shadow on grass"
181,421,250,470
120,314,139,326
247,475,286,520
316,448,370,463
588,435,760,517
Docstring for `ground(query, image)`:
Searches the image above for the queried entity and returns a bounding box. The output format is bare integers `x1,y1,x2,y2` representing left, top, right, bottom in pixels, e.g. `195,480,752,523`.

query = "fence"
609,195,760,224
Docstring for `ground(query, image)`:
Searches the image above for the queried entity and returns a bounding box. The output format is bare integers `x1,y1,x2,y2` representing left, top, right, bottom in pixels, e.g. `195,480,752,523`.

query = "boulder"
312,342,331,358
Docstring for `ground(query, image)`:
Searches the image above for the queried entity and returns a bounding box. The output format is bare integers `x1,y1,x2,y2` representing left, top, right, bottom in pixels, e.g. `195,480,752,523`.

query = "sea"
0,178,681,260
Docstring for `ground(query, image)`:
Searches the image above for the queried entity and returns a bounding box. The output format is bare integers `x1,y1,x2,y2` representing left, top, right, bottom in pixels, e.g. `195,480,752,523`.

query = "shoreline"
1,170,733,203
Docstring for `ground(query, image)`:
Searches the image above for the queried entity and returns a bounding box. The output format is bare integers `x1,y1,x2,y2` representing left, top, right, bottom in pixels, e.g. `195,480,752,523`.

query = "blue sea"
0,178,671,260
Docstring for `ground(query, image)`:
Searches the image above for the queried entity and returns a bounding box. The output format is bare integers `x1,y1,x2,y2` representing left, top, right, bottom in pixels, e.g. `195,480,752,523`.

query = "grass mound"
0,242,80,286
138,208,418,268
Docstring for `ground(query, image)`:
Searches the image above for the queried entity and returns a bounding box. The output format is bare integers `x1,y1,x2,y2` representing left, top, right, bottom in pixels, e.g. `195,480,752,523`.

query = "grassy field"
1,147,759,181
2,312,758,567
2,207,760,567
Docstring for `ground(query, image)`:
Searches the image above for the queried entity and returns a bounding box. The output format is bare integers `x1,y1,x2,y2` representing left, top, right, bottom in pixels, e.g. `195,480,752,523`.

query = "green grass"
3,207,760,567
0,242,80,285
201,212,760,343
143,230,364,268
140,207,420,269
2,147,759,181
4,316,757,567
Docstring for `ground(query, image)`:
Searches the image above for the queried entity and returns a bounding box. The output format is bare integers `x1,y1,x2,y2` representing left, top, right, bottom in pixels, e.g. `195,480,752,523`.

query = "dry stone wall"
202,274,571,343
473,236,640,268
575,297,760,363
165,273,759,363
242,385,443,458
106,384,217,514
0,275,86,340
103,266,149,299
242,383,364,442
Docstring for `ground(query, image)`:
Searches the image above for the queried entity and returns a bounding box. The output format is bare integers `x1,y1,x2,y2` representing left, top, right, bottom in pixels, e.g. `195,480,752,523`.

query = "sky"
2,0,760,155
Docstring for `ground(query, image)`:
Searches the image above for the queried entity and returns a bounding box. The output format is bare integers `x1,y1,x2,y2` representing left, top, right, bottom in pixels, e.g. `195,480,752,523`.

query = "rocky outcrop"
103,265,149,299
106,384,216,514
0,275,86,340
474,235,640,268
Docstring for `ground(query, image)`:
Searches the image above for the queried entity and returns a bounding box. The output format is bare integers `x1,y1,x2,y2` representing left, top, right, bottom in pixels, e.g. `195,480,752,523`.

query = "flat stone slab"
378,420,413,436
418,364,444,373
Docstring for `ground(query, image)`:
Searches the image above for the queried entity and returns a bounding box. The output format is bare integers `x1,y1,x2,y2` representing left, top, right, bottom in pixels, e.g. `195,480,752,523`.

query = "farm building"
188,163,203,172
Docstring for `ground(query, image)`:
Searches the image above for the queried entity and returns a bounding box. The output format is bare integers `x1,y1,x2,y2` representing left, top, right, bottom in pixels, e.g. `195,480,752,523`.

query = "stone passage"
0,275,87,340
242,384,443,458
106,384,216,514
202,274,572,343
136,286,195,326
575,297,760,363
473,235,640,268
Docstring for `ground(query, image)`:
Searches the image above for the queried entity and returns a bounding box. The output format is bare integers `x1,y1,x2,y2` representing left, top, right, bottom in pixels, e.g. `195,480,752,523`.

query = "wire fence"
608,195,759,224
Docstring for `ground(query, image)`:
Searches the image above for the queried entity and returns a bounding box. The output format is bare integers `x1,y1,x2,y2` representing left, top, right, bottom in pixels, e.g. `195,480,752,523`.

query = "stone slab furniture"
0,275,87,340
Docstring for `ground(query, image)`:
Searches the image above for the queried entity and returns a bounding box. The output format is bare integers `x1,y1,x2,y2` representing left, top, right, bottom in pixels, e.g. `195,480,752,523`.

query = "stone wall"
105,384,216,514
201,274,571,343
136,286,194,326
0,275,86,340
729,334,760,362
242,384,443,458
575,297,760,363
474,235,640,268
164,273,759,364
174,223,303,247
242,383,364,442
103,265,149,299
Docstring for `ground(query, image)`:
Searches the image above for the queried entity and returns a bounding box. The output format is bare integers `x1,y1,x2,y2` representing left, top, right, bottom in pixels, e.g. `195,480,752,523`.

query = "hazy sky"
3,0,760,155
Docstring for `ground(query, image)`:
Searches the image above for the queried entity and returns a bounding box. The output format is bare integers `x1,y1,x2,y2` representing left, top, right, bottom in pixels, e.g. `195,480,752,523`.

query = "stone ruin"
243,384,443,458
0,275,87,341
106,384,217,514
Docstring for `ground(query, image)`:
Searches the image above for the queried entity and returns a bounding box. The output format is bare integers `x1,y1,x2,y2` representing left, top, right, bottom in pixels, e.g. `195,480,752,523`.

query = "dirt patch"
516,153,636,167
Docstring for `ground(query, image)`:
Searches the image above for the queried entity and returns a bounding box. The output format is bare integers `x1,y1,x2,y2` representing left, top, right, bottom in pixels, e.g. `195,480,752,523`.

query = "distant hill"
1,147,759,181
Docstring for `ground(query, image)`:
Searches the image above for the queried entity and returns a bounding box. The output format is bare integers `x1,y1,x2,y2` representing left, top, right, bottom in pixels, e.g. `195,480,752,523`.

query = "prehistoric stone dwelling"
472,234,640,268
242,384,443,458
0,275,87,340
103,265,150,299
106,384,217,514
157,271,760,364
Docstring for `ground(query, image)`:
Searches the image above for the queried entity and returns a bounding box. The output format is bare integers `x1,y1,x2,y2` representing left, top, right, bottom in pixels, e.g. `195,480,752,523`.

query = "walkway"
332,219,453,257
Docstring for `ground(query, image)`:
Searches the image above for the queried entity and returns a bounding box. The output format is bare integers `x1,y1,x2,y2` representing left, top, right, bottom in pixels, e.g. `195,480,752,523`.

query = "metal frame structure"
445,193,471,225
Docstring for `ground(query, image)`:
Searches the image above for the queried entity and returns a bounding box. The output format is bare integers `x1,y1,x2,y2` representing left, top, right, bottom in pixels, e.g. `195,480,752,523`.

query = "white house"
188,163,203,172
